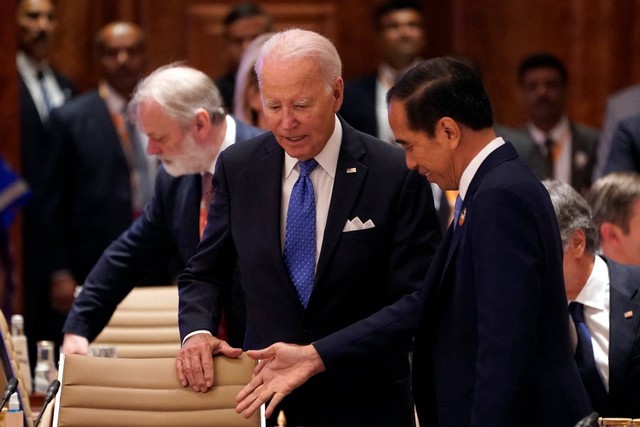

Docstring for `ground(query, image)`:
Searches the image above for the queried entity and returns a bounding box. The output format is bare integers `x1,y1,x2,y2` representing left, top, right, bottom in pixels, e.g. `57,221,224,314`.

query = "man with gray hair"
61,64,264,355
587,172,640,265
176,28,441,426
544,179,640,418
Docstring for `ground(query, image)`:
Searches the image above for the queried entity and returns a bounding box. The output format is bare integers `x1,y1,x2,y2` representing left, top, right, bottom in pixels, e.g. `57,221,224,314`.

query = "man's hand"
176,333,242,392
50,270,77,313
235,343,326,419
61,333,90,355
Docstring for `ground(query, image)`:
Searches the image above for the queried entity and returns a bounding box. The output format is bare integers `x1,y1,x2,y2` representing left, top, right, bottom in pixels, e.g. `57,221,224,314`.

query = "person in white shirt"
545,179,640,418
517,52,598,195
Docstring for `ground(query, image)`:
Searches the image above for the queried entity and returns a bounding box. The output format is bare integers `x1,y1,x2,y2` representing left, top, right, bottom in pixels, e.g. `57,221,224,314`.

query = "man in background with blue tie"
16,0,77,373
545,179,640,418
176,28,441,427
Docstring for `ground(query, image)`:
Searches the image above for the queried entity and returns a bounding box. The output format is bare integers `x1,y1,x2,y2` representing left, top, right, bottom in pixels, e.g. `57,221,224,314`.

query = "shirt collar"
574,255,609,311
527,116,570,145
98,80,127,115
207,115,236,175
16,51,50,79
284,115,342,179
457,137,505,200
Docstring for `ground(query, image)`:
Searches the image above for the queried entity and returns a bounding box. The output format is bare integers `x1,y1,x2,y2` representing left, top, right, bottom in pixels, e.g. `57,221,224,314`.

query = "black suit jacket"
20,70,76,361
43,89,138,283
179,118,442,426
517,122,598,194
604,112,640,175
413,143,592,427
339,74,379,137
591,258,640,417
62,119,264,347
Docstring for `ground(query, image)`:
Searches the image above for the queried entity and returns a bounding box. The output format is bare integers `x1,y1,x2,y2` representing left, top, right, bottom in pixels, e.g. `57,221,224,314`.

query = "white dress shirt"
17,51,68,121
571,255,611,391
457,137,506,200
527,116,572,184
281,115,342,265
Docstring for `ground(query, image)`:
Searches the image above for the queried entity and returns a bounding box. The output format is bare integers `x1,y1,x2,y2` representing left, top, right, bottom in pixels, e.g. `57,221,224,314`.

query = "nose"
405,152,417,170
280,108,299,130
116,49,129,64
37,14,53,31
146,138,161,155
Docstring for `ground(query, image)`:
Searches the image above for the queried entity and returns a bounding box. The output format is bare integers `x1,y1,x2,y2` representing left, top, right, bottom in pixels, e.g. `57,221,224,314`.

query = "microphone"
33,379,60,427
0,377,18,409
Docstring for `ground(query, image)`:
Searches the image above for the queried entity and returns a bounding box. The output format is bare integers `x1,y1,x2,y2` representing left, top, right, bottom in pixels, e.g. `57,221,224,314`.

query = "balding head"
95,21,146,98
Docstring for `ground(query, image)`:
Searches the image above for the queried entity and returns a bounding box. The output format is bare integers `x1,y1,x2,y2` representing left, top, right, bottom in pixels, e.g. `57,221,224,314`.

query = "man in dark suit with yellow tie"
545,179,640,418
176,28,441,427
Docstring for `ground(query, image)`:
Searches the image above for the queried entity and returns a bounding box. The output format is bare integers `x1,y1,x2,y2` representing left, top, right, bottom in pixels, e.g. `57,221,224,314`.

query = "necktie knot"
299,159,318,177
453,195,463,229
569,301,585,324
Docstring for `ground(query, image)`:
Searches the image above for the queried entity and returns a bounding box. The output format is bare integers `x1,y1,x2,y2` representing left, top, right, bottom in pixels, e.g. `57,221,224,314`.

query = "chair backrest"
92,286,180,358
0,311,33,426
52,353,261,427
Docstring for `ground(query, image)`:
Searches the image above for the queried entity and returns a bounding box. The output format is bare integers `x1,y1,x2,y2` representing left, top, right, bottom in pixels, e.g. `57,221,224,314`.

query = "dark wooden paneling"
0,1,21,313
5,0,640,312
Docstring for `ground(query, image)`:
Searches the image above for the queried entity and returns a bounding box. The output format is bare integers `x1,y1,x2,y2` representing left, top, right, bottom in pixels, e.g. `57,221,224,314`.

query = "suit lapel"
315,126,367,284
437,143,520,294
253,137,298,299
607,260,640,395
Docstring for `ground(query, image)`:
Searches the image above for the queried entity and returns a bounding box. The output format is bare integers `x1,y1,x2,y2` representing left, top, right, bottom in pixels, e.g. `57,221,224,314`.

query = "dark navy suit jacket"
178,118,442,427
20,70,76,366
591,258,640,418
339,74,378,137
604,112,640,176
44,89,137,283
412,143,592,427
62,119,264,346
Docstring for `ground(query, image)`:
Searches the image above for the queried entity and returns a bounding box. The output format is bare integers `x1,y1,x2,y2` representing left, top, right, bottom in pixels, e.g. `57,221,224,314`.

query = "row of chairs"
0,286,261,426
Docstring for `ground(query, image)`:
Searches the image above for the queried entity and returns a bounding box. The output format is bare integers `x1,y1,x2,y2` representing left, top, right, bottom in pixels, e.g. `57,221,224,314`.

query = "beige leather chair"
91,286,180,358
0,311,33,426
52,353,261,427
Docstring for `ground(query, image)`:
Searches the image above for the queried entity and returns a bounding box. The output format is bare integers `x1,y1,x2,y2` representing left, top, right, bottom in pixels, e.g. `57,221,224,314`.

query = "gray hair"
543,179,598,254
129,63,225,129
588,171,640,235
254,28,342,93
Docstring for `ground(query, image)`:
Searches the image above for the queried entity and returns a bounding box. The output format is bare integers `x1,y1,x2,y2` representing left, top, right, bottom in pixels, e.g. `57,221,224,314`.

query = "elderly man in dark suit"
176,29,442,427
61,64,264,355
545,179,640,418
387,58,591,426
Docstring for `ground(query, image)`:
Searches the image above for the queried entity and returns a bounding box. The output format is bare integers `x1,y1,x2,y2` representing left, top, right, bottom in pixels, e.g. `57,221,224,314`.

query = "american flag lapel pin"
624,310,634,319
346,167,357,174
458,207,467,227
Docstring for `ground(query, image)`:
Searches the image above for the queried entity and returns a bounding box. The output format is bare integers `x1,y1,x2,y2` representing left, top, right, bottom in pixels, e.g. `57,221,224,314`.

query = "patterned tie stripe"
284,159,318,308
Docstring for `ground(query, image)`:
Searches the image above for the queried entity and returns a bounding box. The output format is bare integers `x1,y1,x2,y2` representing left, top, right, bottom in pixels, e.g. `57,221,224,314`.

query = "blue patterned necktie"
453,195,463,230
37,70,52,116
284,159,319,308
568,302,608,408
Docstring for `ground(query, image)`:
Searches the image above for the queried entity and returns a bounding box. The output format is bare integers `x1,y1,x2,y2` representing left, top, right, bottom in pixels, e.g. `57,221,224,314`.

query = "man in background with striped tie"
61,64,263,355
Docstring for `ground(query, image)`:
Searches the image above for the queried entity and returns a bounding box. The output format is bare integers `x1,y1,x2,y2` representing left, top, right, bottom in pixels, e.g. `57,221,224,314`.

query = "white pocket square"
343,216,375,232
